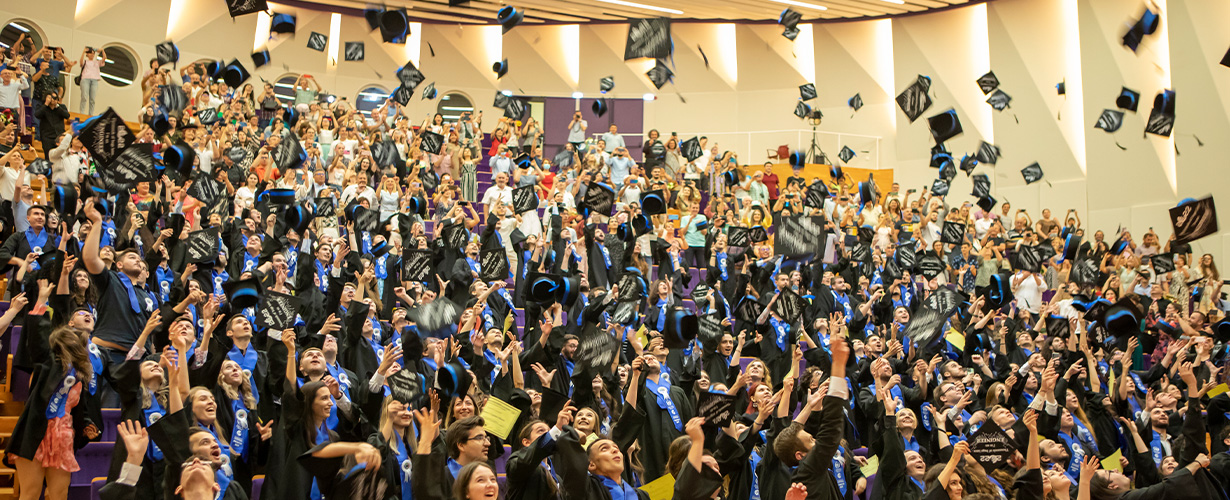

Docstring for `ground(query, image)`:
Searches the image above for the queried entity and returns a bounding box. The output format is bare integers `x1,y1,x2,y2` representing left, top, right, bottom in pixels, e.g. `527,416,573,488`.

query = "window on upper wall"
98,44,137,87
356,85,389,117
437,92,474,123
273,74,300,107
0,20,42,58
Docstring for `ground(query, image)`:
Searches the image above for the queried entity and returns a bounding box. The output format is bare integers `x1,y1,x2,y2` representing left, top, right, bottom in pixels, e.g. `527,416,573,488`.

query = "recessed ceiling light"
881,0,905,4
596,0,684,15
572,91,584,99
769,0,828,11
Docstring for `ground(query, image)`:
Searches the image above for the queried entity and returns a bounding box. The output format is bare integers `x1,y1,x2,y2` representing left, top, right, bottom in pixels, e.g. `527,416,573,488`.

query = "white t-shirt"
1012,271,1048,313
0,166,19,201
482,185,512,206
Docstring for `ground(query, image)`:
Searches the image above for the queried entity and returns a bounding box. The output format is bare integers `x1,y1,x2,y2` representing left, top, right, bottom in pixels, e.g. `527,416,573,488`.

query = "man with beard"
102,421,226,500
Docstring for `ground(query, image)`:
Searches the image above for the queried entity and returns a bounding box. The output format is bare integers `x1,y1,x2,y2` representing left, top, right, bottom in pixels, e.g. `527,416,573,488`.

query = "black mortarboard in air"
396,61,426,90
617,215,653,242
592,98,608,117
975,273,1013,312
849,93,864,112
389,85,413,106
838,146,855,164
1056,80,1066,95
1122,8,1160,52
421,83,437,100
779,8,803,41
976,71,999,94
662,308,697,349
960,154,978,175
680,137,703,162
285,205,314,234
971,174,991,198
1117,87,1140,112
511,185,538,214
927,108,963,144
1102,299,1143,337
1152,253,1175,274
931,179,950,197
492,59,509,79
52,184,77,218
941,221,965,245
250,49,270,69
163,141,197,178
223,276,263,310
977,195,997,213
270,13,296,34
1013,245,1042,273
578,182,615,218
789,151,806,170
805,181,828,208
344,42,365,62
306,32,328,52
156,41,179,67
1021,163,1044,185
976,142,1000,164
799,83,817,101
646,61,673,90
1145,89,1175,137
896,76,933,123
496,6,524,34
226,0,268,17
600,76,615,93
377,8,409,43
641,190,667,215
435,362,472,400
1060,234,1081,262
794,101,810,119
727,227,750,248
1046,314,1071,338
986,90,1011,111
222,59,250,88
1096,109,1125,133
1221,46,1230,68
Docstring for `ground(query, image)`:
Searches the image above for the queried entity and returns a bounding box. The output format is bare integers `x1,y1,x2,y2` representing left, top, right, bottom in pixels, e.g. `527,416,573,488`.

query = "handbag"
74,74,81,86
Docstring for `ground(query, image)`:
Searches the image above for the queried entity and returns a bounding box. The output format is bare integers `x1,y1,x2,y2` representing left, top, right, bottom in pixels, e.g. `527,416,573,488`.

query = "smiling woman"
98,44,136,87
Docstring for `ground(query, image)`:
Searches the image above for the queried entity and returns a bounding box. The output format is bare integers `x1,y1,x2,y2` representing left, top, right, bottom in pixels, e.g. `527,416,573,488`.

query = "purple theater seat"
100,409,121,442
71,442,116,488
90,477,107,500
252,476,264,500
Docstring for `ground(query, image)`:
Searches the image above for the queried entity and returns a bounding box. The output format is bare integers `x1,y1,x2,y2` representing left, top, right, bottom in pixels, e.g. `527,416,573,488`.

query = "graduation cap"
617,214,652,242
222,59,250,88
510,184,538,214
896,241,918,269
1014,245,1043,273
1046,314,1071,338
858,177,879,208
435,362,473,400
1122,8,1160,52
903,305,956,352
387,369,425,406
492,59,509,79
389,85,414,106
986,90,1011,111
848,93,864,112
662,308,697,349
284,205,314,234
251,49,270,68
493,92,527,120
1021,163,1044,185
578,182,615,217
1102,299,1142,336
896,76,933,123
526,273,582,307
799,83,817,101
779,8,803,40
927,108,963,144
838,146,855,164
931,179,951,197
223,276,262,310
641,190,667,215
749,225,768,244
976,141,1000,164
772,290,806,323
306,32,328,52
1095,109,1125,133
727,226,750,248
1059,234,1081,262
734,294,764,324
976,273,1014,312
496,6,523,34
205,59,226,81
917,254,946,280
680,137,704,162
789,150,806,170
976,195,997,213
155,41,179,67
396,61,426,90
419,131,444,155
377,8,409,43
420,82,440,100
805,181,828,209
600,76,615,93
971,173,991,198
43,185,78,224
344,42,365,62
855,226,874,245
930,144,953,169
591,97,608,117
1116,87,1140,112
352,206,379,232
269,13,296,34
160,140,194,176
976,71,1000,94
406,196,428,218
479,247,508,282
646,61,673,90
941,221,965,245
1145,89,1175,137
793,101,810,119
226,0,268,17
1151,253,1175,274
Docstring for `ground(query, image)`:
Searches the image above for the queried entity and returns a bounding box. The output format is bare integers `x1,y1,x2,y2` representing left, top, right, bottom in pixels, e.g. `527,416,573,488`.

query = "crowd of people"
0,27,1224,500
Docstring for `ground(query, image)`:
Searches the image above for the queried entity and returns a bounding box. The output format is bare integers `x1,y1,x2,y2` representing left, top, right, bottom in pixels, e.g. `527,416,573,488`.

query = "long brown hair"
50,327,92,379
217,360,257,409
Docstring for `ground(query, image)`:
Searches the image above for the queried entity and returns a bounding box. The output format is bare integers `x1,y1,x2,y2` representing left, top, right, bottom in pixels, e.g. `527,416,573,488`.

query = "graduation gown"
148,409,249,500
505,430,562,500
638,372,694,483
792,393,849,500
556,420,650,500
263,379,358,500
0,227,58,274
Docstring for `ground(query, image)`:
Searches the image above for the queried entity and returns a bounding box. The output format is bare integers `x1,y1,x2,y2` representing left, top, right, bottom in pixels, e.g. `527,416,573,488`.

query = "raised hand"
117,420,149,463
685,416,705,441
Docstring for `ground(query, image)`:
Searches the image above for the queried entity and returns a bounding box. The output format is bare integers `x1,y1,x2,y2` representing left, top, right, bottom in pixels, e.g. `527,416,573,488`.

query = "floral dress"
33,377,83,472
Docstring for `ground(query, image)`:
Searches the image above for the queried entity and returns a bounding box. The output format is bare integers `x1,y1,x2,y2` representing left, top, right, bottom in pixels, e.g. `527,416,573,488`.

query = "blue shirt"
607,156,634,186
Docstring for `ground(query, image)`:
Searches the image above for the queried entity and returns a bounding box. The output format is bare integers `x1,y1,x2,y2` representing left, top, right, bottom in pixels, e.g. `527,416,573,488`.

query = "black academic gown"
148,409,249,500
505,430,562,500
556,423,649,500
791,393,849,500
0,227,57,274
584,225,613,290
263,378,359,500
638,372,694,483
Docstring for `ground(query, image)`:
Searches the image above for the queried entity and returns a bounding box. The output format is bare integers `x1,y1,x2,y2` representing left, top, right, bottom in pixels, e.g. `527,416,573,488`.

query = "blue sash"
86,343,103,395
770,317,790,351
834,292,853,318
395,430,414,500
375,254,388,279
599,246,612,269
242,252,259,273
227,345,260,404
230,398,249,459
484,349,502,385
467,257,479,276
46,368,77,419
749,449,762,500
156,266,174,302
212,270,230,297
645,376,683,432
1059,431,1084,477
832,446,848,495
287,248,298,278
1149,431,1166,466
144,397,166,461
215,465,233,500
920,402,933,431
717,252,729,281
316,261,330,293
117,273,149,313
310,424,331,500
656,299,668,331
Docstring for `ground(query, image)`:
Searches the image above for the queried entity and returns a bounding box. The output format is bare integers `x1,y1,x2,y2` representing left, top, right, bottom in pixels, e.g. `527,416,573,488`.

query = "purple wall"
542,97,645,162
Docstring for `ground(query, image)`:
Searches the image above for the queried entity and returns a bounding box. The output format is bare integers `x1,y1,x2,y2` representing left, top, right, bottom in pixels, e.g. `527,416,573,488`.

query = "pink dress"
33,382,82,472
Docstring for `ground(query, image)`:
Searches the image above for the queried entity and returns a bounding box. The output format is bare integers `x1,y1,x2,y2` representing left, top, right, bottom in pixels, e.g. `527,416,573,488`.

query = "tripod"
804,125,829,166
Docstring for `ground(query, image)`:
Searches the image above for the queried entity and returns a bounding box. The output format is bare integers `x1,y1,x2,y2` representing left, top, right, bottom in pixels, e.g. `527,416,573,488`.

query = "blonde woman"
377,176,401,221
